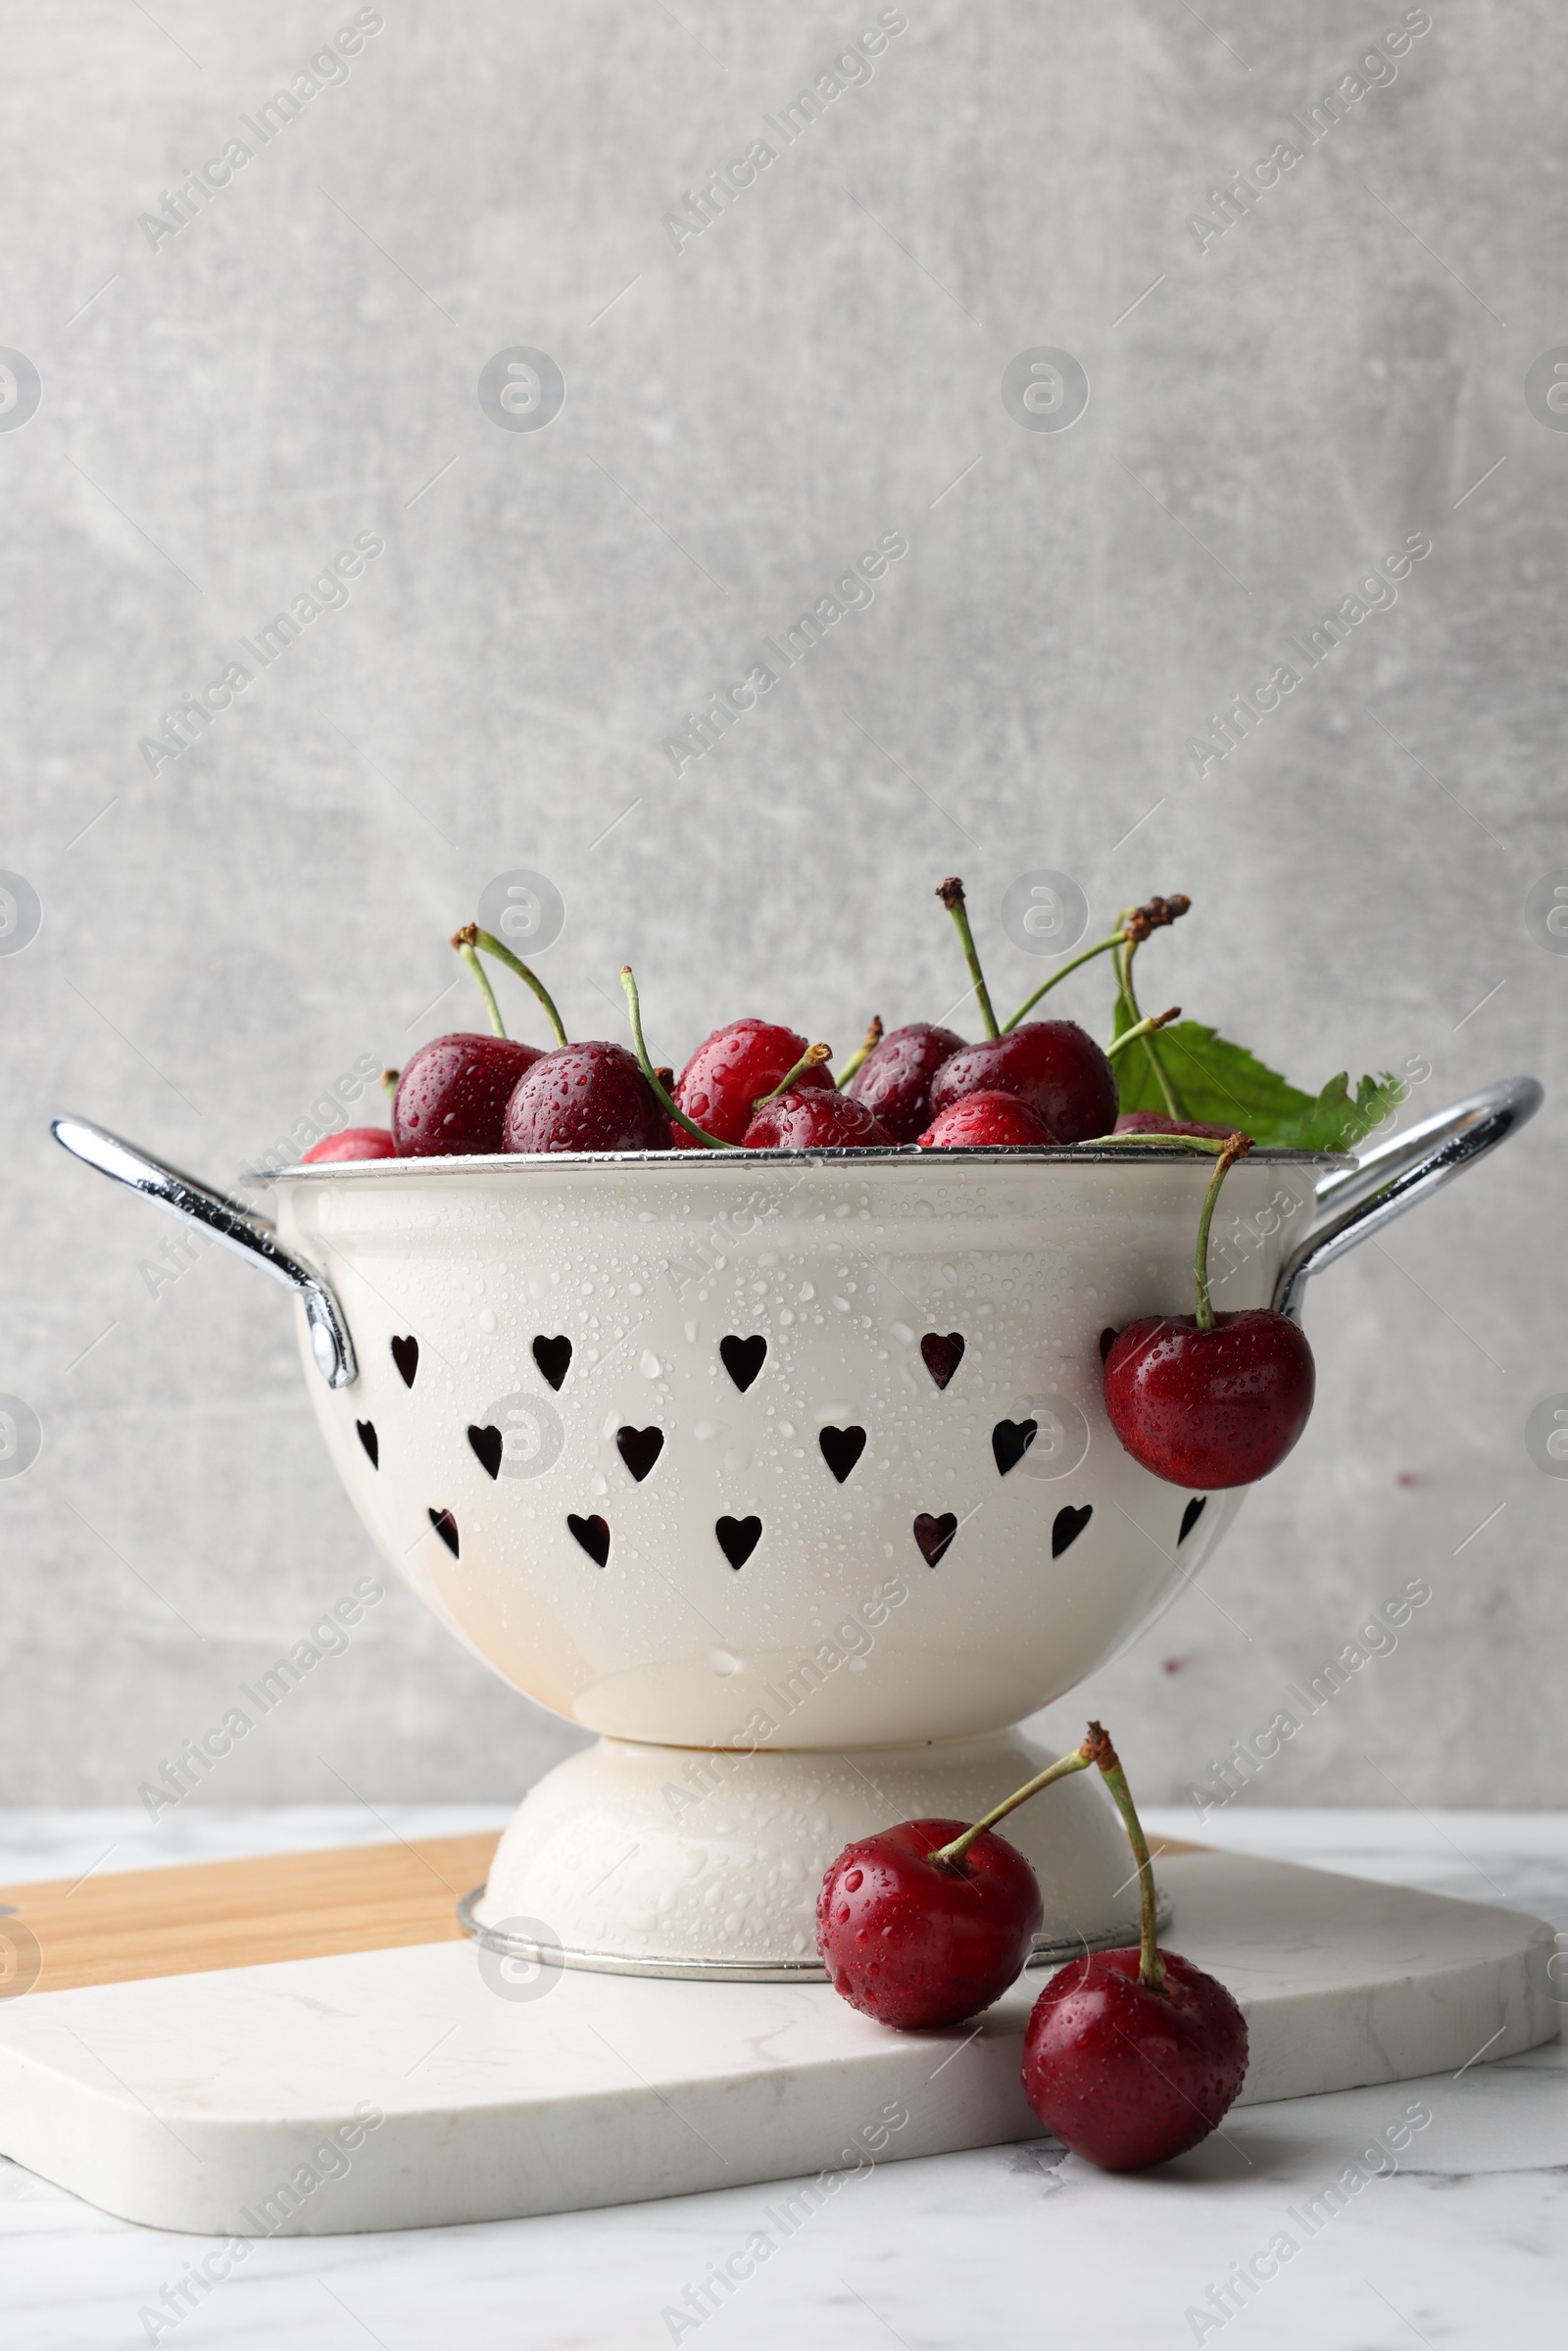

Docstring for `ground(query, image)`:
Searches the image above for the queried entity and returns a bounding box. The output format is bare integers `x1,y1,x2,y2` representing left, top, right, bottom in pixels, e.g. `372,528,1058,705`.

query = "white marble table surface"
3,1806,1564,2351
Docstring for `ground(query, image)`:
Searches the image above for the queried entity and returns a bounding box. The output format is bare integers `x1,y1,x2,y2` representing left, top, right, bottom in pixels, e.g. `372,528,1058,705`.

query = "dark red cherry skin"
918,1092,1058,1148
671,1018,835,1150
1114,1111,1247,1142
743,1090,894,1150
1022,1947,1249,2172
392,1035,544,1157
301,1128,397,1163
1103,1309,1315,1489
847,1022,966,1144
927,1021,1117,1145
503,1042,671,1153
817,1818,1044,2030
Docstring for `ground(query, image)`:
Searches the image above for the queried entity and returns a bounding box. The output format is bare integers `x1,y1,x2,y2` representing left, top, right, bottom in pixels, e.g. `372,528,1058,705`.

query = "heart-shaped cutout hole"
1178,1495,1207,1545
428,1506,459,1557
391,1335,418,1388
467,1424,504,1481
992,1417,1038,1477
568,1512,611,1567
1053,1503,1092,1558
715,1513,761,1569
913,1510,957,1567
920,1333,964,1390
533,1335,571,1392
616,1425,664,1483
819,1425,866,1485
719,1335,767,1393
356,1419,378,1469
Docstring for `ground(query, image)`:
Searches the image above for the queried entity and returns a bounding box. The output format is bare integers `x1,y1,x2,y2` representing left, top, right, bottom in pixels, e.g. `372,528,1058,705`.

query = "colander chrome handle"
50,1116,358,1389
1273,1076,1543,1323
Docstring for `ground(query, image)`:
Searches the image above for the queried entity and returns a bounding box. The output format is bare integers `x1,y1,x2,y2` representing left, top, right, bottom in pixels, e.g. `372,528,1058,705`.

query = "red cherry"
927,1020,1117,1144
392,1035,545,1156
917,1092,1057,1148
1021,1946,1249,2171
1114,1111,1246,1142
503,1042,671,1153
743,1090,894,1150
816,1818,1044,2029
301,1128,397,1164
1102,1309,1315,1488
670,1019,835,1149
846,1022,966,1143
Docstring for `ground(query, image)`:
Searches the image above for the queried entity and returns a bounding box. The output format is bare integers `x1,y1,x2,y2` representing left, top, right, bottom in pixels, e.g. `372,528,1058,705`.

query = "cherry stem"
754,1041,831,1108
1116,901,1192,1119
1110,916,1139,1034
1077,1132,1230,1151
1002,932,1124,1032
1116,927,1187,1120
619,967,736,1150
837,1015,884,1088
453,934,507,1038
460,923,568,1049
936,877,1000,1040
1193,1129,1251,1331
929,1742,1096,1870
379,1068,399,1100
1104,1005,1179,1062
1083,1721,1165,1992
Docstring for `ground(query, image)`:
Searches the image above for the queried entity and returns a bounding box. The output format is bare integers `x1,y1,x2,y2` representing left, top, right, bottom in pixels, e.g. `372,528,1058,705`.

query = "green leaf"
1272,1071,1404,1152
1109,1014,1399,1151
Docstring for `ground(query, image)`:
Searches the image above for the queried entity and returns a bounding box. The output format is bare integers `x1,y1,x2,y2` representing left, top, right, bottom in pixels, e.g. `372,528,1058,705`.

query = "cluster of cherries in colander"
816,1720,1249,2174
319,880,1136,1162
307,878,1314,1494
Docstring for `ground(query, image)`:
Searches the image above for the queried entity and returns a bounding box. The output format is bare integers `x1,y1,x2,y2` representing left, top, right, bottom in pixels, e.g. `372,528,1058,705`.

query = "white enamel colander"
54,1078,1539,1977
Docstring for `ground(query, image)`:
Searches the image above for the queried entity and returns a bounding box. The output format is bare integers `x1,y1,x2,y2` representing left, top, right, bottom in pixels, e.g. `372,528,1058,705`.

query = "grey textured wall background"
2,1,1563,1818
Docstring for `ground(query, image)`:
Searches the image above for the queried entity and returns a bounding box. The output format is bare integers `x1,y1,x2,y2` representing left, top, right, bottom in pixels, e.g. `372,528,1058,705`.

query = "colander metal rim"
269,1143,1352,1183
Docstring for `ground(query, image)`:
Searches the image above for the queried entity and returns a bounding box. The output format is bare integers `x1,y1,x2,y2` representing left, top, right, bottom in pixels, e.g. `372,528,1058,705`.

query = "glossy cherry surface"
503,1042,670,1153
847,1021,966,1143
743,1090,893,1150
918,1092,1057,1148
927,1020,1117,1145
1102,1308,1315,1488
301,1128,397,1163
817,1817,1044,2030
671,1018,834,1149
1021,1945,1249,2171
391,1035,544,1157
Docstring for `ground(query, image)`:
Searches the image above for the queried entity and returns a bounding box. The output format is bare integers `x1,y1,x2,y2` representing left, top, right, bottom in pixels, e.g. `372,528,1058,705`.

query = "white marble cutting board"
0,1848,1555,2236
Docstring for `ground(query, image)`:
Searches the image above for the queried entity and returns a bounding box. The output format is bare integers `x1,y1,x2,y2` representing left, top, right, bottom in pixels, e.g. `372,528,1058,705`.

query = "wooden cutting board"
0,1833,1202,1994
0,1834,502,1994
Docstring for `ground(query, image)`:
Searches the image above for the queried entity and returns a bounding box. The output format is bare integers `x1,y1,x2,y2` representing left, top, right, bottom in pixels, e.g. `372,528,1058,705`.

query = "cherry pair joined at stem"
392,943,664,1157
815,1720,1248,2173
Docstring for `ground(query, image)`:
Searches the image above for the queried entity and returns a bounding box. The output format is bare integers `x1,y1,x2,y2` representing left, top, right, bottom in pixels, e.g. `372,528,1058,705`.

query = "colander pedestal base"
466,1728,1152,1981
